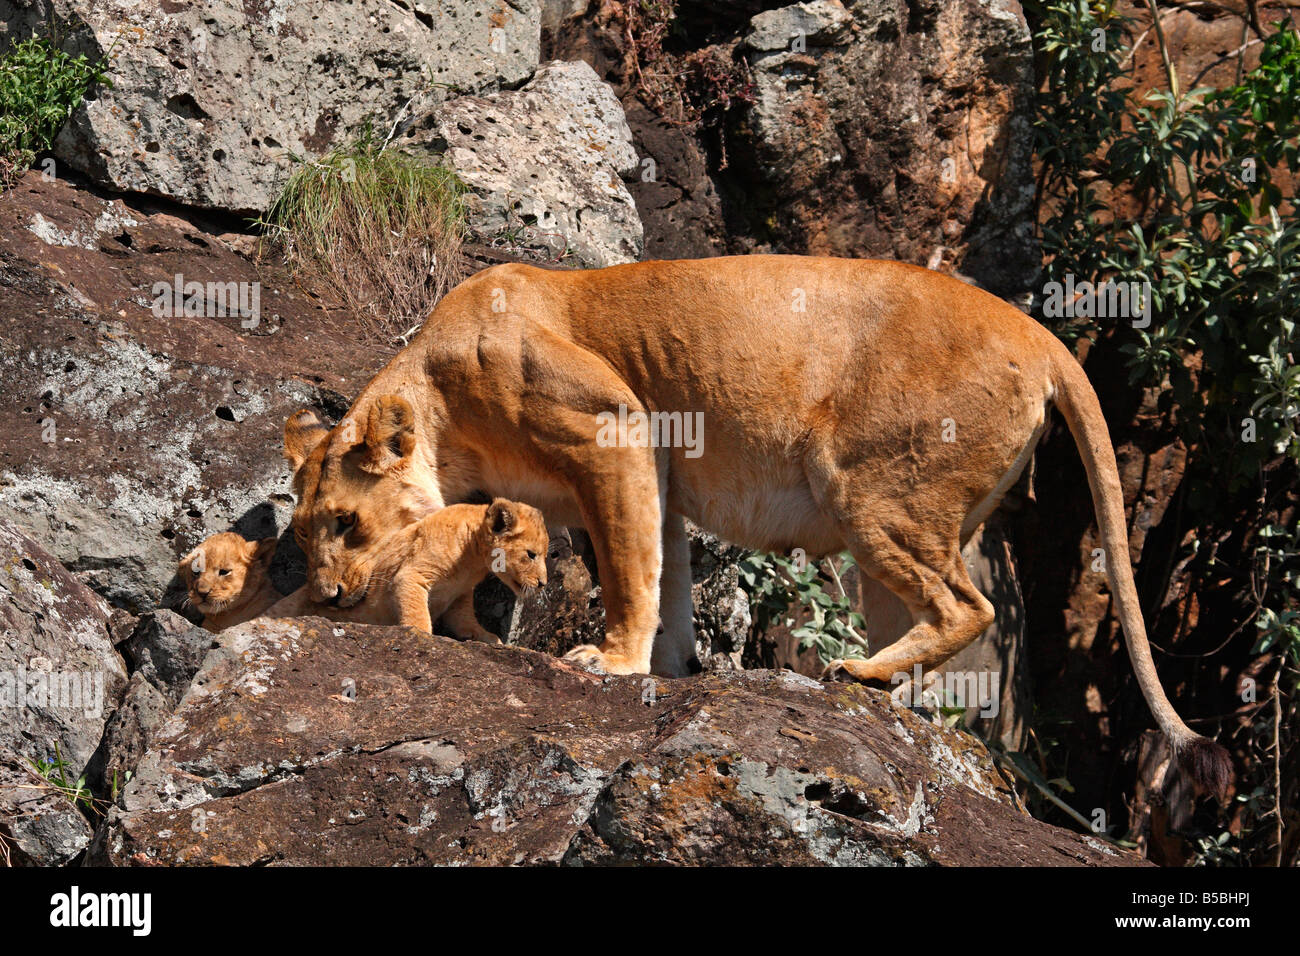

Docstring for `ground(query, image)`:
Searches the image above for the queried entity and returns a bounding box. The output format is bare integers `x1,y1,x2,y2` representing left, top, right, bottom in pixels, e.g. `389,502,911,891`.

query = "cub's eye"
526,550,537,561
218,569,231,576
336,512,356,532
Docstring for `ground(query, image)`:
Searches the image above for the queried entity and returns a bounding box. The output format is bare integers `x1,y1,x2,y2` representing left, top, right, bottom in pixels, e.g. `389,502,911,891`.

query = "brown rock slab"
93,617,1143,866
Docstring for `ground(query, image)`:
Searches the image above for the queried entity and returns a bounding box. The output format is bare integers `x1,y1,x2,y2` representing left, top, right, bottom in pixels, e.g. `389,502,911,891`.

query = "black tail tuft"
1180,736,1233,800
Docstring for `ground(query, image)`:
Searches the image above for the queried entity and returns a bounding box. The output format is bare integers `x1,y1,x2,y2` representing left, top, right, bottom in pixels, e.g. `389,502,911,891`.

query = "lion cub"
265,499,548,642
180,532,279,632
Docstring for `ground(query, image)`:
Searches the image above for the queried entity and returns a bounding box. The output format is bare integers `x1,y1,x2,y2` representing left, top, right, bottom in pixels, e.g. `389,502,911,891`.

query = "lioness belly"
669,456,843,555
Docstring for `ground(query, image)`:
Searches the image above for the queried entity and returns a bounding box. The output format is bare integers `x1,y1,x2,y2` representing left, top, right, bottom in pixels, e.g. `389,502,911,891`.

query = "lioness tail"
1050,348,1231,798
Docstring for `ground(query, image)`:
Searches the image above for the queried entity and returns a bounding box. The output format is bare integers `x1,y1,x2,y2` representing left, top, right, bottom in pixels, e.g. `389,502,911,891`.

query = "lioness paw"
822,657,891,686
562,644,641,676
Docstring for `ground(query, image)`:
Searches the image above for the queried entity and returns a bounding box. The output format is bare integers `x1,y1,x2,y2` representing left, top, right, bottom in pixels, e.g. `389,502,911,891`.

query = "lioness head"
180,532,275,617
284,397,441,606
482,498,549,596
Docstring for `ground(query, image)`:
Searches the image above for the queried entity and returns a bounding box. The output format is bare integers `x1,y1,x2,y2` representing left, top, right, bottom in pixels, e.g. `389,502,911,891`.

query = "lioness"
283,254,1230,792
263,499,547,640
180,532,279,631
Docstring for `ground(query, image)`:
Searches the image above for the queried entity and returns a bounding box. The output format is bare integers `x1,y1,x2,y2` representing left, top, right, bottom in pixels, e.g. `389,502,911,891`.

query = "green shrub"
0,33,111,186
1028,0,1299,864
738,551,869,665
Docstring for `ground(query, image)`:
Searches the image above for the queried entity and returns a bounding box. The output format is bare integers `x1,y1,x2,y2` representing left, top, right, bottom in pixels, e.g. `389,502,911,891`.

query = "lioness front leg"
519,325,662,675
440,591,499,644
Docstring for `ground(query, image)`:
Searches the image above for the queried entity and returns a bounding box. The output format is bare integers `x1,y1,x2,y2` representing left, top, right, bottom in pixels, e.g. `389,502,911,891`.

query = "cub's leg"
440,591,499,644
651,510,698,676
393,571,434,634
518,324,662,675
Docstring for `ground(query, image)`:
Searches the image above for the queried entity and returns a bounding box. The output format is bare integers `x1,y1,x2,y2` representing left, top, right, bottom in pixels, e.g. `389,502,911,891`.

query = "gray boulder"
405,60,643,267
0,520,127,773
0,0,542,213
0,747,94,866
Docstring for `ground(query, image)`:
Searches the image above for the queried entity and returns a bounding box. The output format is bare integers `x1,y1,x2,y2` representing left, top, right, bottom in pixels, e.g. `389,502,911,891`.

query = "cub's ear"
284,409,330,473
178,550,200,585
487,499,516,536
247,537,277,568
363,395,416,470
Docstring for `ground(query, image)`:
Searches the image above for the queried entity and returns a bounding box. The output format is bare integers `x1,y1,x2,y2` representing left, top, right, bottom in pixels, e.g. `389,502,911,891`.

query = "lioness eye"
337,512,356,532
219,569,230,576
526,550,537,561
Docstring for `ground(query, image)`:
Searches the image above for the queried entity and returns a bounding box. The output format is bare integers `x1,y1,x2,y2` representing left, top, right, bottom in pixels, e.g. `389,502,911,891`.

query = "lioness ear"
284,409,330,473
487,499,516,536
364,395,416,469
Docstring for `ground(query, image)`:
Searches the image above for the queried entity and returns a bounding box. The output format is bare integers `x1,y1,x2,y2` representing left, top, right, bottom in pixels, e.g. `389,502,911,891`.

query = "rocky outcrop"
403,60,643,267
0,520,126,771
545,0,1037,290
1,0,543,213
0,746,94,865
736,0,1037,294
0,520,127,865
0,171,391,612
91,616,1138,865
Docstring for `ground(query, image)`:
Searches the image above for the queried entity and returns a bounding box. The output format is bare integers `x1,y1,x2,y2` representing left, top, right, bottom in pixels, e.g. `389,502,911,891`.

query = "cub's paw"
467,628,502,645
822,657,890,686
562,644,641,676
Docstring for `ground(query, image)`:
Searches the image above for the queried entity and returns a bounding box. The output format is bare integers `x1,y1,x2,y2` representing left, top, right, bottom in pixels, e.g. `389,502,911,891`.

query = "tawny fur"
179,532,279,632
281,254,1231,794
263,499,547,640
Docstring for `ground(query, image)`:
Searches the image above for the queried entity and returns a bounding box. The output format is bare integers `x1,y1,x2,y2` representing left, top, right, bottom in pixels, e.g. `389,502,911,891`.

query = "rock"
0,171,391,612
736,0,1038,295
403,60,643,267
540,0,591,36
1,0,542,214
83,673,169,797
118,611,216,707
499,527,604,656
0,747,94,866
689,526,750,669
744,0,854,51
0,520,127,774
91,617,1140,865
621,100,728,260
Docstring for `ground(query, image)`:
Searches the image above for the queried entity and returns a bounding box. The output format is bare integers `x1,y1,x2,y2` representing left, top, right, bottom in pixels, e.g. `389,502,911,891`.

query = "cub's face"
180,532,274,616
484,499,549,596
284,399,440,607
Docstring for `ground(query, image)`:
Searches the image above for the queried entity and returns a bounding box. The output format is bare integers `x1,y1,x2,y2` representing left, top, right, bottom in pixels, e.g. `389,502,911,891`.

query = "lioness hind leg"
651,511,697,677
826,523,994,686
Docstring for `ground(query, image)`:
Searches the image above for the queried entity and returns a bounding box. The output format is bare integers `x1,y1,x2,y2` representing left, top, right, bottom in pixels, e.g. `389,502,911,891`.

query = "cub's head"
284,396,440,606
482,498,548,596
180,532,275,617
